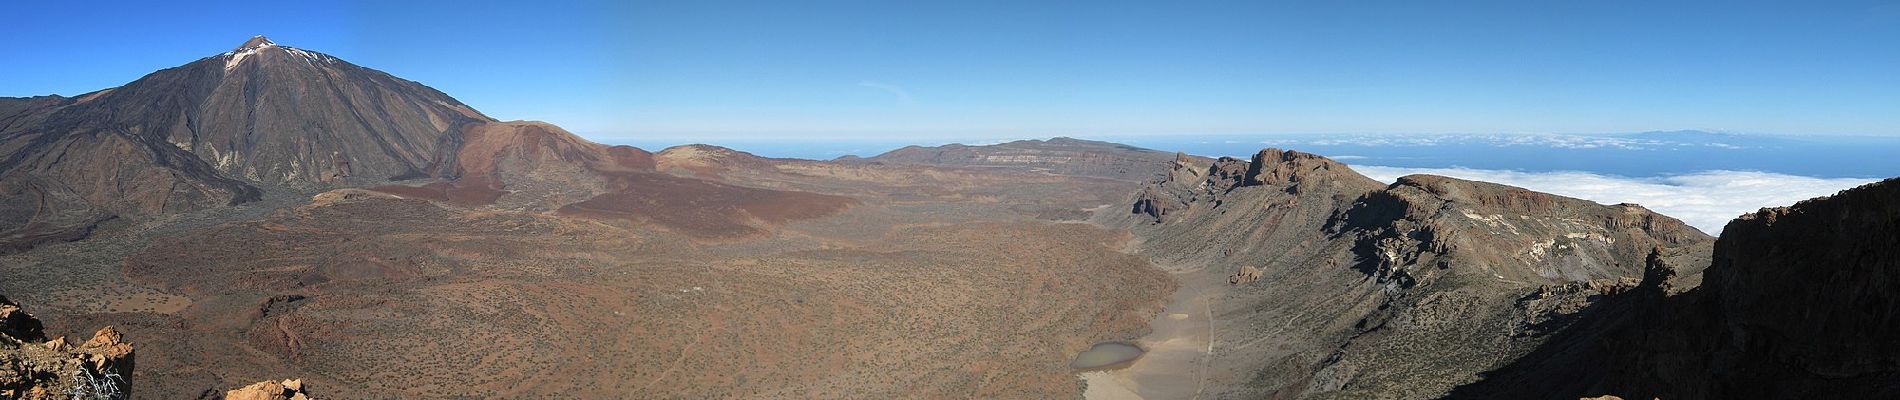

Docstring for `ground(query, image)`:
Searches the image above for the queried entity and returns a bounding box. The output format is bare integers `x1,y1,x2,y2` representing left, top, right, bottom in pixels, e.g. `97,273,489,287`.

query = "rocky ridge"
1096,148,1711,398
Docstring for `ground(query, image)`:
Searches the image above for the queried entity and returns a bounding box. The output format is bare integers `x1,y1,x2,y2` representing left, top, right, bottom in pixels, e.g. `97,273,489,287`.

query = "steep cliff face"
0,296,135,400
1451,178,1900,399
1703,178,1900,387
1097,148,1711,399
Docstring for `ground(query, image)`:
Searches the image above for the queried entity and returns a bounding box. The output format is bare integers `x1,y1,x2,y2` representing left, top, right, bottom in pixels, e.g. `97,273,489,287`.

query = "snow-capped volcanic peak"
235,35,276,51
224,35,279,71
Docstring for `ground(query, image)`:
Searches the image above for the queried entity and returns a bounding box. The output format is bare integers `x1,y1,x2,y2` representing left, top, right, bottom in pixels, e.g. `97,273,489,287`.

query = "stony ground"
2,165,1173,399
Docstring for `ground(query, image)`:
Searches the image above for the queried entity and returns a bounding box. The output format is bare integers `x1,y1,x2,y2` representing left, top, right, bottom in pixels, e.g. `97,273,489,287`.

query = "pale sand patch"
1081,371,1143,400
1113,264,1220,399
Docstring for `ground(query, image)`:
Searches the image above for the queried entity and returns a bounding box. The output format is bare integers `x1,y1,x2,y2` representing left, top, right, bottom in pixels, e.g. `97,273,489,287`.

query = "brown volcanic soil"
9,159,1167,399
1,37,1178,399
366,181,504,207
556,172,856,238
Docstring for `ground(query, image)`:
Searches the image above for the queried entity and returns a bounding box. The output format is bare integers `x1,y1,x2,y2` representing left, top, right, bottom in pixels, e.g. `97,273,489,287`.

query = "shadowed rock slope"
1094,148,1712,399
1449,177,1900,399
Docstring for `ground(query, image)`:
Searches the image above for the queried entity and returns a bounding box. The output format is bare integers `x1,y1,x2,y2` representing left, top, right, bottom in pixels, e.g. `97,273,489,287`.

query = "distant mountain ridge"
853,137,1197,181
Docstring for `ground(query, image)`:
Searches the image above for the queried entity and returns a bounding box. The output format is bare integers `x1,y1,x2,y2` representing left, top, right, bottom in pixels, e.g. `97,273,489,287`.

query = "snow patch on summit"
223,35,280,71
285,47,338,67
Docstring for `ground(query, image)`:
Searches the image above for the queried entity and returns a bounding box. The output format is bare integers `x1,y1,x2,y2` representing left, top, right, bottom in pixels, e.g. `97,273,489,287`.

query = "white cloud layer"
1350,166,1881,236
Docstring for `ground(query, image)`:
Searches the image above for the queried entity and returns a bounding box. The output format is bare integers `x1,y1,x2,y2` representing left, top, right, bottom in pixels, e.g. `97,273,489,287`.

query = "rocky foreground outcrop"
224,378,310,400
1450,177,1900,399
0,296,135,399
1098,148,1712,398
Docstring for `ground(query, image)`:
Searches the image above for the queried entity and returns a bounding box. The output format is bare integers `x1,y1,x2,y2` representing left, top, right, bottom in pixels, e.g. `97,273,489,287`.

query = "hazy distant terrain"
624,132,1892,235
624,131,1900,179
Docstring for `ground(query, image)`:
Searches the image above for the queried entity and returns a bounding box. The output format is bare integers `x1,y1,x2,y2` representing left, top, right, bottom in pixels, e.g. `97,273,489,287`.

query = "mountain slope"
1094,148,1711,398
3,36,855,249
7,35,491,186
0,35,494,253
90,35,492,183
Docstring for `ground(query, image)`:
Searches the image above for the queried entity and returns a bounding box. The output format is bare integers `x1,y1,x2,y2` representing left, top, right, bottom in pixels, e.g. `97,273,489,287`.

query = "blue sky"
3,1,1898,142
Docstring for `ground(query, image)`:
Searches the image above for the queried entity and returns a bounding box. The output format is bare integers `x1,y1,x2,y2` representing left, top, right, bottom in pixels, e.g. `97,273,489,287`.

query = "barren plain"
2,154,1176,398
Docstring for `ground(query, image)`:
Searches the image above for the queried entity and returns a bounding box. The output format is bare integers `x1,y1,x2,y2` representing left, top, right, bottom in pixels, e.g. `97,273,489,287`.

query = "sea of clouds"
1350,166,1881,236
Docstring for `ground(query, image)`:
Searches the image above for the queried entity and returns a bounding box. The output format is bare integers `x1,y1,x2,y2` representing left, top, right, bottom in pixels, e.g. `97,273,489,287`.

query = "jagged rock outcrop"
1244,147,1360,187
1095,148,1711,399
1131,154,1253,223
1450,177,1900,399
0,296,135,399
1229,266,1264,285
224,378,309,400
0,299,45,341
